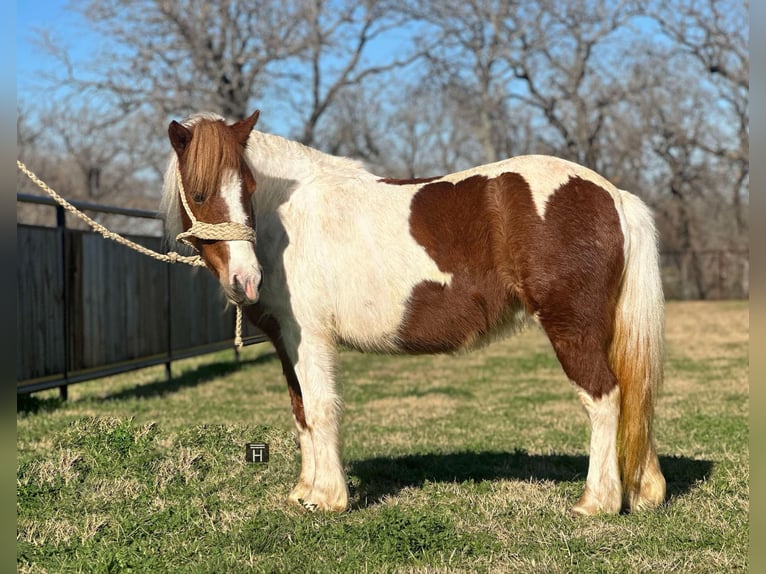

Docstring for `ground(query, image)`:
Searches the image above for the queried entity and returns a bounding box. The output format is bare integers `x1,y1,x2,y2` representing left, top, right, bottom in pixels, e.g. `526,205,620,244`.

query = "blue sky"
18,0,65,67
17,1,94,98
15,0,423,135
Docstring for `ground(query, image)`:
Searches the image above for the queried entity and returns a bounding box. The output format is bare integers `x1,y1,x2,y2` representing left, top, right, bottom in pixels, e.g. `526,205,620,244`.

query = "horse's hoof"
287,482,348,512
570,500,599,517
571,487,621,516
289,495,348,513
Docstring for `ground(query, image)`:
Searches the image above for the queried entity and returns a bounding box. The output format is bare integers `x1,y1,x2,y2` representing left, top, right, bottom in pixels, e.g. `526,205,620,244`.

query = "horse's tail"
610,190,666,511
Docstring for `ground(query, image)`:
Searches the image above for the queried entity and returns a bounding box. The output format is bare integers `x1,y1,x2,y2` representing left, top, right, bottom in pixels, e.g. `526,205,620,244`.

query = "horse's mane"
160,147,184,246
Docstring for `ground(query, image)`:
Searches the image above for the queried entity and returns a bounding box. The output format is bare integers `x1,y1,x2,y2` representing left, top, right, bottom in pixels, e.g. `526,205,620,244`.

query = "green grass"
17,301,749,573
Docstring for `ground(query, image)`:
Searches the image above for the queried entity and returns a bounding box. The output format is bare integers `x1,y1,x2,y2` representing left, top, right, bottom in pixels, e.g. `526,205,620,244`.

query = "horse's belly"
330,265,531,355
331,279,433,353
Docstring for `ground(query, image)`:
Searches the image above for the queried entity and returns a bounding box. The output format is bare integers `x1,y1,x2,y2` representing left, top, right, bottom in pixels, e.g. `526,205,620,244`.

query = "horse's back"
440,154,622,214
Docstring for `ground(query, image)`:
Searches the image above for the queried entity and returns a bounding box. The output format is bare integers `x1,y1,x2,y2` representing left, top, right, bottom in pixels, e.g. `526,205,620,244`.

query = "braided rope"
17,159,251,349
17,160,206,268
174,165,256,248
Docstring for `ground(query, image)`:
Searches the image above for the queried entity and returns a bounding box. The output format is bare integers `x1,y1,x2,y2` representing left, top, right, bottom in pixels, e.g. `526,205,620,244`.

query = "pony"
160,110,666,515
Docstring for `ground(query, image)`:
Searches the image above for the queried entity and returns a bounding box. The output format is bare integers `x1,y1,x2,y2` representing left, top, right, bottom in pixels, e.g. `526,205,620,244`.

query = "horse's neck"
245,130,370,212
244,131,318,207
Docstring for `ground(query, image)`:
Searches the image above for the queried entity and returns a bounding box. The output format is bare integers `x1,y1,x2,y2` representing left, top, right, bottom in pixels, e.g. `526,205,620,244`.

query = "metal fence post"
56,204,69,401
164,218,172,382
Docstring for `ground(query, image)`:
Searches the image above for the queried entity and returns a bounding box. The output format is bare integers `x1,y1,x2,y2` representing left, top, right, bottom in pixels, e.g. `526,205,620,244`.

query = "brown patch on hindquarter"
506,176,625,398
399,171,625,399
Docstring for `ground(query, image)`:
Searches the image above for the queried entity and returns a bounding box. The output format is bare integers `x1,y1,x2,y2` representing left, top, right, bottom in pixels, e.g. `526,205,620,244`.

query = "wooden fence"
17,194,266,396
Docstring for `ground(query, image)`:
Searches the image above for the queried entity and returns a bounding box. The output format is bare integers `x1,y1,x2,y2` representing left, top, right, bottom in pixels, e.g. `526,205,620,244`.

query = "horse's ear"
232,110,260,145
168,121,193,156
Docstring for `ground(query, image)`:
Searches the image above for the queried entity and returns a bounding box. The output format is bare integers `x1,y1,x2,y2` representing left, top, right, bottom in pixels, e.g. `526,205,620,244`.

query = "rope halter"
174,166,258,349
174,166,257,248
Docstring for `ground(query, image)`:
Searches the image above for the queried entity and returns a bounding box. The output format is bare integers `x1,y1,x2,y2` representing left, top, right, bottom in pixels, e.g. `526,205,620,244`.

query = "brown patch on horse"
506,176,624,399
395,174,518,353
398,172,625,399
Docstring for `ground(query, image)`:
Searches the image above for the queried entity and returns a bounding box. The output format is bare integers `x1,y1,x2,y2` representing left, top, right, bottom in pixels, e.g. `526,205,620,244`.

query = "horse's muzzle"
229,269,262,305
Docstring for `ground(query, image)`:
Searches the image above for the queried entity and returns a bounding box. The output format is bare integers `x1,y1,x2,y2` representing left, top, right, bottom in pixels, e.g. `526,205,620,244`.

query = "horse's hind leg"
543,321,623,515
572,383,622,515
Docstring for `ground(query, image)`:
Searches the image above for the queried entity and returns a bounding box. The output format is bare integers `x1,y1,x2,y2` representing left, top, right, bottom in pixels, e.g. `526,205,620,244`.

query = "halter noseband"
174,166,257,248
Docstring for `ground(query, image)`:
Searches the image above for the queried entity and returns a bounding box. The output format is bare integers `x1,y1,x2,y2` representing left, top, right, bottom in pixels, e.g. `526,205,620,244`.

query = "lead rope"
17,159,254,349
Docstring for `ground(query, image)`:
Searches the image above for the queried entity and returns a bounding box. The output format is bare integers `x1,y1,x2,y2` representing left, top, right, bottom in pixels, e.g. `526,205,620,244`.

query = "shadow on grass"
349,450,712,509
16,351,280,413
102,351,280,401
17,394,64,416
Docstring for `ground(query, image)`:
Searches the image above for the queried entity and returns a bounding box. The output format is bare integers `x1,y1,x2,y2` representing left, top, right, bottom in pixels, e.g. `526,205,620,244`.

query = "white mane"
159,151,183,245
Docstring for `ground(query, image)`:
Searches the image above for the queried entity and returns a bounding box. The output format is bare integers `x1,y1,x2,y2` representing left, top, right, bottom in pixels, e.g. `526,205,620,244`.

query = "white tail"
610,190,666,510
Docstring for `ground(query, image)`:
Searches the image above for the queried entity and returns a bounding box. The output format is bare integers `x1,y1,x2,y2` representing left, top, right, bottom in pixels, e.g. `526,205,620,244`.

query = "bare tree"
387,83,483,176
410,0,522,163
324,80,489,177
505,0,641,169
58,0,308,119
613,0,749,298
295,0,425,147
31,0,423,180
17,97,162,234
646,0,749,235
410,0,641,170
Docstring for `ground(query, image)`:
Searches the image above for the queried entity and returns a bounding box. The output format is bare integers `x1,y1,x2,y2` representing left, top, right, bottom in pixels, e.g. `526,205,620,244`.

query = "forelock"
179,115,243,200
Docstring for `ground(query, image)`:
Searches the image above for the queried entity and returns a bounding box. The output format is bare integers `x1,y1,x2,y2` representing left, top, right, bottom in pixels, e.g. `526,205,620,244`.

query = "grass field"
17,301,749,573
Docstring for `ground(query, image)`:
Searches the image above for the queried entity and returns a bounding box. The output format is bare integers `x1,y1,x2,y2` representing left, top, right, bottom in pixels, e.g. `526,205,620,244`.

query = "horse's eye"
192,192,205,203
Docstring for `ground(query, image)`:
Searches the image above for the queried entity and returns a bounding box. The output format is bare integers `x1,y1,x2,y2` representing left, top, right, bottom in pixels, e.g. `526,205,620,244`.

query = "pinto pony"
160,110,666,515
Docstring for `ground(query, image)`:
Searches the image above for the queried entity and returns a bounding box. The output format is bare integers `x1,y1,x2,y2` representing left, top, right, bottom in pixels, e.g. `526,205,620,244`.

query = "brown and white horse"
161,110,666,515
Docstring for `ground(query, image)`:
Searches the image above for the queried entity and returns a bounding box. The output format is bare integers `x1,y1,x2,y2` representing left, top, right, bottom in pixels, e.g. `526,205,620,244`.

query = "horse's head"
167,111,262,305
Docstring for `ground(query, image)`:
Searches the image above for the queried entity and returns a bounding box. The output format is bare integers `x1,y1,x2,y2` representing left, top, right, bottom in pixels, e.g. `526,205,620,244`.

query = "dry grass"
664,300,748,361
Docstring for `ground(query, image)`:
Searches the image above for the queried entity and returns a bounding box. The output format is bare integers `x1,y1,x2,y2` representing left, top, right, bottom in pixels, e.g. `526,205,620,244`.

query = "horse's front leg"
282,330,348,512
